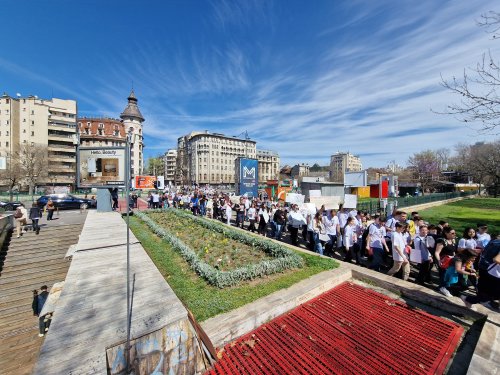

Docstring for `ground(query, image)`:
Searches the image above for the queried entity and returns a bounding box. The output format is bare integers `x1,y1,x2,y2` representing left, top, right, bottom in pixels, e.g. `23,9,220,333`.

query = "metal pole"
125,133,131,373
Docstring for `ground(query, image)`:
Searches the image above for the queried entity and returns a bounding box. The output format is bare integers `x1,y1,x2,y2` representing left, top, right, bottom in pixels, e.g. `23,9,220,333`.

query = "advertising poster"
135,175,157,189
235,158,258,198
78,147,126,188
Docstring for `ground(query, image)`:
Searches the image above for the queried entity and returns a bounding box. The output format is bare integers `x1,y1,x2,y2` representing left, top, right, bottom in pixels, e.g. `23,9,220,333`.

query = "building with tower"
120,90,145,177
78,90,145,180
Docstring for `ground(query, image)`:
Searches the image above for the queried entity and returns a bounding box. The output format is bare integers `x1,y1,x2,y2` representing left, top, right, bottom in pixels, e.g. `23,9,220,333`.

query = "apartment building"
0,93,77,189
330,152,362,183
176,131,257,185
257,149,280,183
164,149,177,185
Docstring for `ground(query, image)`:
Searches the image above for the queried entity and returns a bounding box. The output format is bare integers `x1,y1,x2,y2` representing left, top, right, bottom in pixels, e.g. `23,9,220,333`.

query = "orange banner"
135,175,157,189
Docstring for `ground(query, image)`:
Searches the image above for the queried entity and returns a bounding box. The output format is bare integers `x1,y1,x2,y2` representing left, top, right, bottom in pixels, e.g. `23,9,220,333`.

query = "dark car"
36,194,96,210
0,200,23,211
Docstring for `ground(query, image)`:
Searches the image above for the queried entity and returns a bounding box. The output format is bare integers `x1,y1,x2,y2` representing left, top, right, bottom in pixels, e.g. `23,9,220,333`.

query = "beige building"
0,93,77,189
164,149,177,185
330,152,362,183
291,163,310,179
176,131,257,185
257,150,280,183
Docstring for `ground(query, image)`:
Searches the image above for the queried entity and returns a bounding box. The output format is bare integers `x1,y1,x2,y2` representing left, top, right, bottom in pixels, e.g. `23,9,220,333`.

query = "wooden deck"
0,220,84,375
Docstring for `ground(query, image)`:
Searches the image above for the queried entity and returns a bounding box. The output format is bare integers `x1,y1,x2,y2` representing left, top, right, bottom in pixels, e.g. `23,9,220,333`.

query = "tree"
0,143,48,200
450,140,500,197
310,163,322,172
146,154,165,176
440,11,500,133
407,150,442,195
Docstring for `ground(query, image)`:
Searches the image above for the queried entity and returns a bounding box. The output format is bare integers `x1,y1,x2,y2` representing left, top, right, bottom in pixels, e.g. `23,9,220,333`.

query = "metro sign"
243,166,256,179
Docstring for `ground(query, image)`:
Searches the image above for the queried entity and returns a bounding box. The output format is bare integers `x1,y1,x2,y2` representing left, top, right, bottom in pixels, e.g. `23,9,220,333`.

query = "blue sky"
1,0,498,168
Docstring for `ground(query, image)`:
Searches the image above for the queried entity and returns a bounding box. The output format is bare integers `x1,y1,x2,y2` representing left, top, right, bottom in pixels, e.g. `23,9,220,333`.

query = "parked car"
0,200,23,211
36,194,96,210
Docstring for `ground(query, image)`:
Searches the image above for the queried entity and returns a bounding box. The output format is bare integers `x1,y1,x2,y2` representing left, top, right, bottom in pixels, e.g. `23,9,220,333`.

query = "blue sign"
236,158,258,198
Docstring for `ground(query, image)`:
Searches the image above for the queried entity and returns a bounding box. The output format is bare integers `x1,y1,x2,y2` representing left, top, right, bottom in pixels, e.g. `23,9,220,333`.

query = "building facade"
256,149,280,184
330,152,362,183
291,163,310,179
78,117,126,148
176,131,257,185
78,90,145,180
0,93,77,190
164,149,177,185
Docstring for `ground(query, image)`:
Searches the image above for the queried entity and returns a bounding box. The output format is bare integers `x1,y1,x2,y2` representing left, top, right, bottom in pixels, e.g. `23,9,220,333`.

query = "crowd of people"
136,187,499,311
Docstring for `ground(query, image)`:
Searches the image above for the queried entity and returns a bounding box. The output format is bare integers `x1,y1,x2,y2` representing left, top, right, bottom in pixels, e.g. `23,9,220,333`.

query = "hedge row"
135,210,304,288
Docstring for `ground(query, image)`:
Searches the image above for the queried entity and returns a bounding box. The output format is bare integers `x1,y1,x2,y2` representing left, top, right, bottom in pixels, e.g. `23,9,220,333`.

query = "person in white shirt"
223,200,232,225
367,215,390,271
343,217,359,264
257,205,270,236
288,204,306,246
414,224,434,285
457,227,478,253
247,203,257,232
387,222,410,281
476,224,491,249
337,206,348,249
323,209,340,256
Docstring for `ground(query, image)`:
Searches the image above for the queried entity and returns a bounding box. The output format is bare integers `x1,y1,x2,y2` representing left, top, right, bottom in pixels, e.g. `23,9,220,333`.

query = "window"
22,107,26,112
6,142,8,147
31,142,34,146
87,122,91,126
23,129,26,133
31,110,34,115
31,121,34,125
6,131,8,136
98,123,104,128
6,120,9,125
23,140,27,143
31,131,34,136
23,118,26,122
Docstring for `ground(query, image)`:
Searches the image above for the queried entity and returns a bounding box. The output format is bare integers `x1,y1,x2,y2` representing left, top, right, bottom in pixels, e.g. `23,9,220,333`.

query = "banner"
309,190,321,198
286,193,305,205
235,158,258,198
309,196,342,210
135,175,157,190
78,147,126,188
343,194,358,209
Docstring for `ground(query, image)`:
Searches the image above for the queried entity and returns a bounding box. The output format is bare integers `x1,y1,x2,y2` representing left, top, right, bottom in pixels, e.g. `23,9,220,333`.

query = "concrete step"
0,257,68,277
0,263,69,283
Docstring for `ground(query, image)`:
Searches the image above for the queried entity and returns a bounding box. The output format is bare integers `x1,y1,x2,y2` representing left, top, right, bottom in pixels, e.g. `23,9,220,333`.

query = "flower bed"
135,209,304,288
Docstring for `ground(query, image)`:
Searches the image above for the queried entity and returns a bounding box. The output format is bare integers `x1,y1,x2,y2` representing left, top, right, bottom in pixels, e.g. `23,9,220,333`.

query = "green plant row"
135,210,304,288
163,208,302,260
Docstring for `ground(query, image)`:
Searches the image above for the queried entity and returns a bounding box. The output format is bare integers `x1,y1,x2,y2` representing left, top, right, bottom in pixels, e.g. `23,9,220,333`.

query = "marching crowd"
141,188,499,311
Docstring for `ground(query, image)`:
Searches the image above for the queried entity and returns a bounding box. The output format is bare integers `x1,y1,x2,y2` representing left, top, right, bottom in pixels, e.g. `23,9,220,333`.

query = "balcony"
48,144,76,152
49,155,76,163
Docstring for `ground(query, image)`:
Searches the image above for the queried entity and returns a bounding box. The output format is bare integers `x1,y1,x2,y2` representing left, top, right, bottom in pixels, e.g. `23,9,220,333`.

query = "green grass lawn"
418,198,500,236
130,215,337,322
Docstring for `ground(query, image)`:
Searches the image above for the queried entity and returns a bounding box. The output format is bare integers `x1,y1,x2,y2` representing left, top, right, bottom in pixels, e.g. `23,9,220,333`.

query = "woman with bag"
434,227,458,297
29,202,43,235
46,199,56,221
462,238,500,309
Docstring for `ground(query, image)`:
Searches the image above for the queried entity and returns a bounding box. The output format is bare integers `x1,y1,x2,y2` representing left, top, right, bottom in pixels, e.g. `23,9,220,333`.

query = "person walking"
247,202,257,232
273,205,286,241
288,204,306,246
46,199,55,221
14,204,28,238
258,205,270,236
387,223,410,281
29,202,43,235
367,215,390,272
414,224,435,285
32,285,50,337
312,211,325,255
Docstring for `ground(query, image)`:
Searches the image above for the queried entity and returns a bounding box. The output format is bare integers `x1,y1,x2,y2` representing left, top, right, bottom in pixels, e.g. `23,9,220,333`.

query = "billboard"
344,170,367,187
77,147,126,188
135,175,157,190
235,157,258,198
